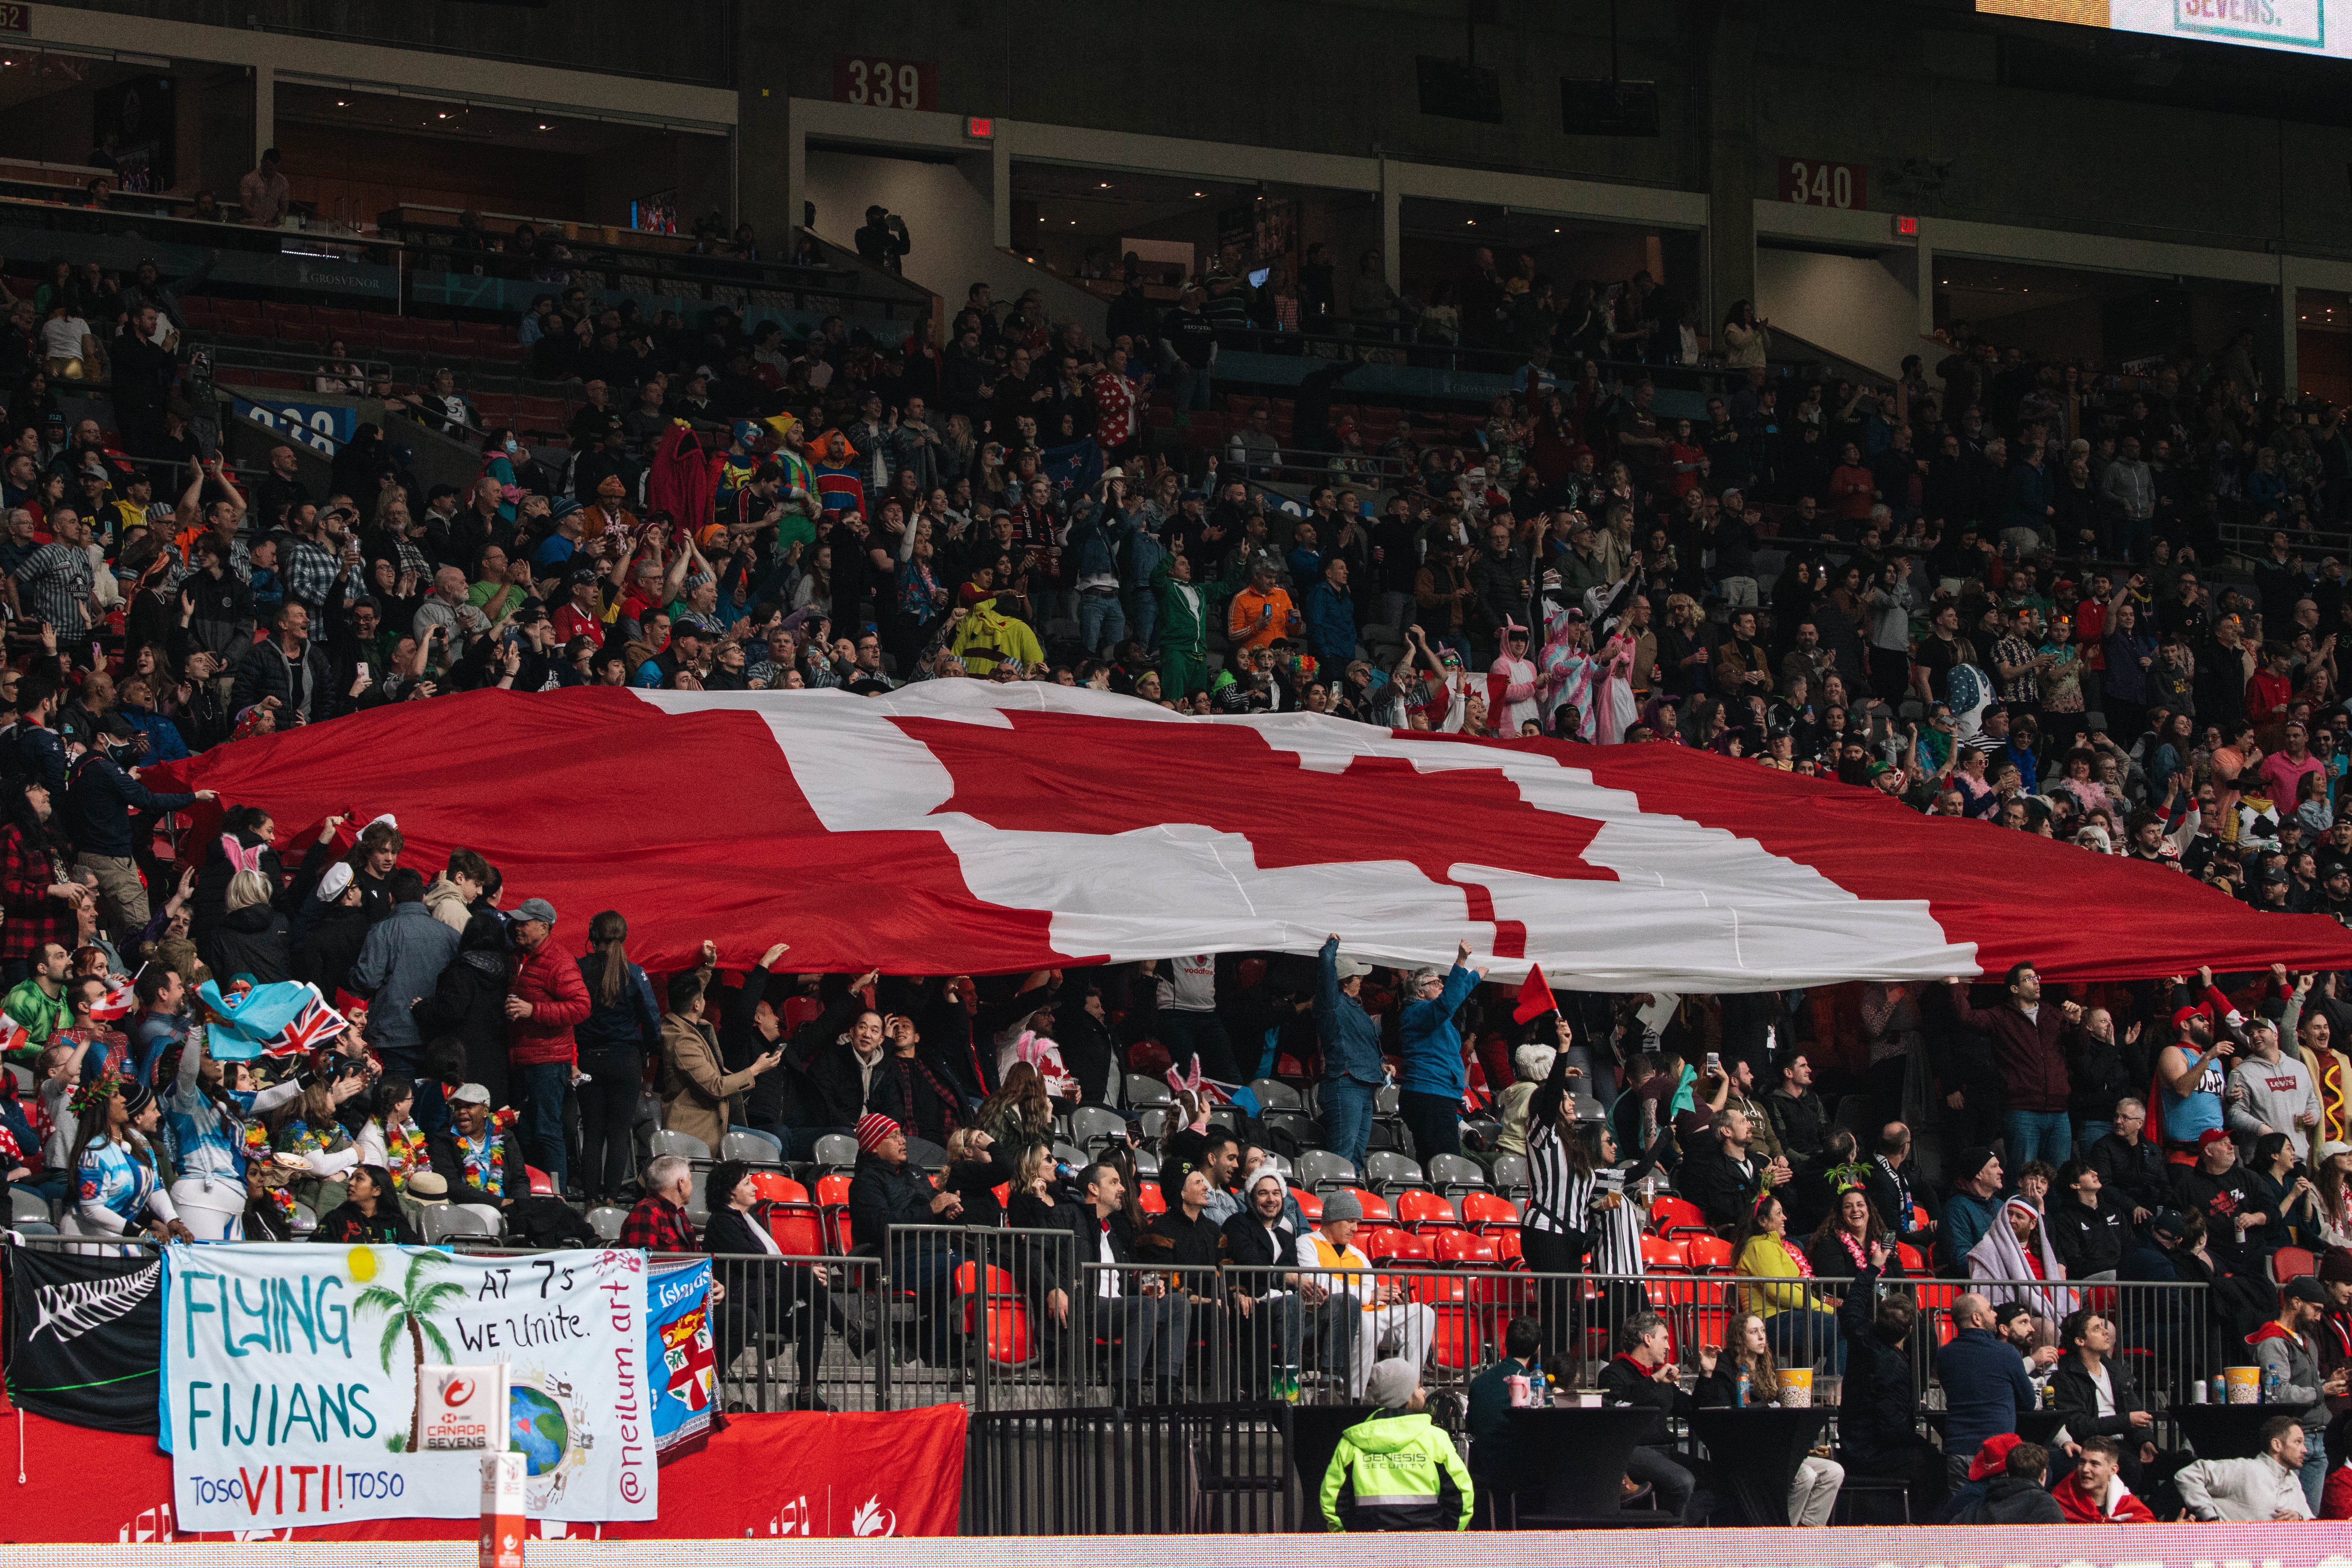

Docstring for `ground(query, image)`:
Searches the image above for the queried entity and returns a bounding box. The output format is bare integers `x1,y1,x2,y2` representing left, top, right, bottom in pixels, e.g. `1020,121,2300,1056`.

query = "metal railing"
5,1231,2233,1447
962,1402,1297,1534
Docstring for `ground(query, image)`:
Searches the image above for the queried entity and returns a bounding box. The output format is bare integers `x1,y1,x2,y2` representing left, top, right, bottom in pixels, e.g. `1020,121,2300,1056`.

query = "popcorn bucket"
1779,1367,1814,1409
2223,1366,2262,1404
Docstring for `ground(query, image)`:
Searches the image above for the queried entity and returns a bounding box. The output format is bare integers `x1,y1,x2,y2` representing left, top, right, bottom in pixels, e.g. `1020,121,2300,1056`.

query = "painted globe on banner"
509,1386,567,1478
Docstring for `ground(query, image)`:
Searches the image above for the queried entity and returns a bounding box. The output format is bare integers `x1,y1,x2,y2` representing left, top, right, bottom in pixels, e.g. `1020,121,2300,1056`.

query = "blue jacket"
64,753,195,858
1302,579,1356,666
1316,937,1385,1087
1941,1188,2002,1273
348,902,464,1054
1397,963,1478,1099
115,703,191,762
1936,1323,2034,1463
573,955,661,1057
1066,504,1134,582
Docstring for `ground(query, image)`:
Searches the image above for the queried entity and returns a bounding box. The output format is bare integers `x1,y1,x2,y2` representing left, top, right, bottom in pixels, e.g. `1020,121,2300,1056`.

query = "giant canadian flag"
150,682,2352,989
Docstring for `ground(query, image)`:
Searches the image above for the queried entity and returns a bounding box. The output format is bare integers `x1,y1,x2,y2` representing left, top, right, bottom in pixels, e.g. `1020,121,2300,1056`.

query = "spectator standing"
503,896,590,1195
1836,1248,1945,1517
1319,1358,1473,1532
572,911,663,1208
1315,936,1384,1169
238,148,291,228
1395,940,1481,1159
347,867,461,1081
2252,1276,2352,1513
1945,965,2078,1168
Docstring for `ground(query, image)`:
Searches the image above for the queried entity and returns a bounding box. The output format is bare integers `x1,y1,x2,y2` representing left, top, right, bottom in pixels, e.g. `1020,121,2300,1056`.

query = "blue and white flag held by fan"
195,979,349,1061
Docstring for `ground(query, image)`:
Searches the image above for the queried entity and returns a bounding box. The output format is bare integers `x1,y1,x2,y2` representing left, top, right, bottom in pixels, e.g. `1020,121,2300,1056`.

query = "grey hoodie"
2226,1050,2321,1160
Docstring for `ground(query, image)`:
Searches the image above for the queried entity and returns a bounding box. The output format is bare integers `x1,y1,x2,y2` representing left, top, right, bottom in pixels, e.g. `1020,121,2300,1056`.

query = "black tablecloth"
1688,1406,1830,1527
1501,1406,1663,1522
2168,1402,2279,1460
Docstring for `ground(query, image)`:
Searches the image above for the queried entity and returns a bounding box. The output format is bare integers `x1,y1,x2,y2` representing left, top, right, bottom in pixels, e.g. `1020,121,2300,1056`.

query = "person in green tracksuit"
1150,547,1242,701
1320,1358,1475,1531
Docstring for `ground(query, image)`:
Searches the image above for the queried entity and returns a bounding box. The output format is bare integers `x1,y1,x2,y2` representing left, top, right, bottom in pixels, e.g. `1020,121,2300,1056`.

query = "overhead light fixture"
1192,191,1203,198
1098,182,1109,188
537,123,550,130
335,99,348,107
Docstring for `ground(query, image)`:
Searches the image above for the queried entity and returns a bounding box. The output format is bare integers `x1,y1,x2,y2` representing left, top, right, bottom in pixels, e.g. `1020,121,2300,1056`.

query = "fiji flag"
197,980,347,1061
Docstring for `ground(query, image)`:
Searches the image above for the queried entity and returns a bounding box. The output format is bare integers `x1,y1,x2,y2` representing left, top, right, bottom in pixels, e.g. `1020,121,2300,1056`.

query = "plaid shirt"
617,1193,697,1254
284,538,340,610
13,543,92,640
0,823,72,964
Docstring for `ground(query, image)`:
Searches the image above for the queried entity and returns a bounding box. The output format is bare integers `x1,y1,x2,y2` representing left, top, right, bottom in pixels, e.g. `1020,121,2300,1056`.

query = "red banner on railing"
2,1404,966,1543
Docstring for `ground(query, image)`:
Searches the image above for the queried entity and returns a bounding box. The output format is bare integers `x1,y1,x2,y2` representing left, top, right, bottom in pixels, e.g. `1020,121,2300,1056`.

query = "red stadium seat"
1640,1234,1688,1272
1459,1191,1520,1231
954,1261,1037,1364
1345,1188,1395,1225
1649,1194,1711,1238
524,1165,554,1197
1137,1184,1167,1215
763,1204,826,1257
1396,1190,1460,1232
1683,1234,1735,1272
748,1171,807,1205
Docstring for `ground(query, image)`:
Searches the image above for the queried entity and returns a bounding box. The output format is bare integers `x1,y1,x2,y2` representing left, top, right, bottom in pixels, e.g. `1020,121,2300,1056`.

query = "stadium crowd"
5,241,2352,1530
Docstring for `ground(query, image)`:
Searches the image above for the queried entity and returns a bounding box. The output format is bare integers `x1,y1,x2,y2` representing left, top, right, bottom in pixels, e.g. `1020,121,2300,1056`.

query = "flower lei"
386,1121,427,1186
280,1120,337,1158
464,1109,518,1198
240,1120,273,1162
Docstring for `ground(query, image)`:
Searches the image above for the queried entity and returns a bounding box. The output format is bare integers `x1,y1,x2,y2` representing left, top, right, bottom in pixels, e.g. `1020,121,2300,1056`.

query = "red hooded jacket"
2052,1467,2154,1522
508,935,592,1067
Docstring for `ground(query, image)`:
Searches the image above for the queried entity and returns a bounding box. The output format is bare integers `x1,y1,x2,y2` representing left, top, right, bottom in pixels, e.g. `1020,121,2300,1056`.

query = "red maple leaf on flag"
896,712,1613,959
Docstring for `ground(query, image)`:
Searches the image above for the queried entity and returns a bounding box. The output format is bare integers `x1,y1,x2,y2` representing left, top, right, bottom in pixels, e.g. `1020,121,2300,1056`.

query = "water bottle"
1736,1367,1751,1409
2263,1369,2280,1405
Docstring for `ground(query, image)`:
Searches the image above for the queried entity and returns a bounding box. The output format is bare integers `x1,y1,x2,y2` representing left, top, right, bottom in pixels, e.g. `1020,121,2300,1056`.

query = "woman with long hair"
1732,1190,1842,1370
311,1163,418,1243
2246,1131,2321,1250
1807,1182,1905,1282
354,1074,429,1196
156,1025,303,1240
789,541,835,614
571,910,660,1207
1720,300,1769,368
63,1073,188,1245
978,1059,1056,1156
1700,1311,1846,1524
1526,1054,1646,1349
939,1125,1017,1228
2314,1142,2352,1250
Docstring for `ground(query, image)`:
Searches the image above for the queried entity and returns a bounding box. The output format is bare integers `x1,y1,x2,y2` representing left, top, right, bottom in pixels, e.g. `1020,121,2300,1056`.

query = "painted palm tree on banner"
354,1250,466,1452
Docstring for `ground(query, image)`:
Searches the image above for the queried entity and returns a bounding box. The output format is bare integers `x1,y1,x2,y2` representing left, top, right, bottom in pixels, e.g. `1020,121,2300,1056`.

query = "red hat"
2197,1127,2231,1149
2171,1004,2207,1031
1967,1432,2024,1482
854,1113,901,1155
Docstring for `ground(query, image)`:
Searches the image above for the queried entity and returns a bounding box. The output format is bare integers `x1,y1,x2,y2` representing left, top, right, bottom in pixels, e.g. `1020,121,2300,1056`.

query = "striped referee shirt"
1527,1122,1645,1276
